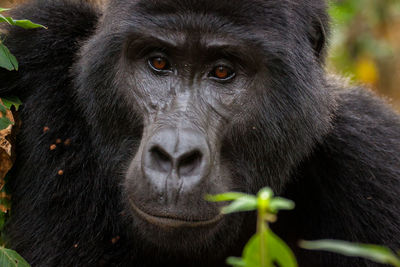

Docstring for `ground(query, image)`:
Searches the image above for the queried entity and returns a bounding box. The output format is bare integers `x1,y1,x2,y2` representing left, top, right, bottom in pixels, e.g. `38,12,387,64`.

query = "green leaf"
0,247,30,267
300,240,400,267
0,14,13,24
0,8,10,13
0,102,6,115
221,196,258,214
0,117,13,130
226,257,246,267
0,14,46,29
1,96,22,111
205,192,253,202
0,43,18,71
266,230,298,267
243,230,297,267
269,197,295,213
9,19,46,30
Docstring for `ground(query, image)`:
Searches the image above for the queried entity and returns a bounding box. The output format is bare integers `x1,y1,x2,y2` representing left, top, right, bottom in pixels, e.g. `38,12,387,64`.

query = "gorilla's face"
77,0,333,252
121,13,262,247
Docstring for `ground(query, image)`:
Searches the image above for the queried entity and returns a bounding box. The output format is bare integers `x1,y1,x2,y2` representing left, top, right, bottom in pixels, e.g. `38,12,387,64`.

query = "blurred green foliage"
328,0,400,107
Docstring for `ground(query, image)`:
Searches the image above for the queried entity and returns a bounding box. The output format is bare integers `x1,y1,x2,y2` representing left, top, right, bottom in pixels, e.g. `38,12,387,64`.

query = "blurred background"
1,0,400,109
328,0,400,110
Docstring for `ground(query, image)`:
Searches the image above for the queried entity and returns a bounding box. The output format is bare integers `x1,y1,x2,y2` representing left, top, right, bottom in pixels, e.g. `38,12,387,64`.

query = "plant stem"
257,205,268,267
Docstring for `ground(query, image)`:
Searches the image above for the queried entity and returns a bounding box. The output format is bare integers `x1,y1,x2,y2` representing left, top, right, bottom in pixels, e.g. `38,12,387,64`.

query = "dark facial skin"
121,21,264,247
75,0,333,256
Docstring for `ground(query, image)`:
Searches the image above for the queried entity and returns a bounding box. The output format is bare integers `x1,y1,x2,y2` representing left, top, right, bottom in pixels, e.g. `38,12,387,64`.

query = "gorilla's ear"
309,17,327,60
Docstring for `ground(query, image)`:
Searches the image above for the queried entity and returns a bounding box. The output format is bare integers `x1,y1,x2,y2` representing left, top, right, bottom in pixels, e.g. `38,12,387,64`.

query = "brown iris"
215,66,229,79
150,57,168,71
211,65,234,80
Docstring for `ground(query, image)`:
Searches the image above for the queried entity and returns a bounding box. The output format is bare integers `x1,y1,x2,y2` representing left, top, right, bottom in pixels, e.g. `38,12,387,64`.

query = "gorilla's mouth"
129,199,224,228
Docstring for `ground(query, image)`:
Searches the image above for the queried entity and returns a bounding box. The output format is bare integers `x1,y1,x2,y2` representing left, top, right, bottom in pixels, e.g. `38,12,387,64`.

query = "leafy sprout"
207,187,296,267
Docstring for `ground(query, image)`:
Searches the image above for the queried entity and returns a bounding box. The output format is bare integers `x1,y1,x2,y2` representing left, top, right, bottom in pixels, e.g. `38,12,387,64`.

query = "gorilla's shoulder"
321,79,400,172
334,85,400,134
0,0,100,96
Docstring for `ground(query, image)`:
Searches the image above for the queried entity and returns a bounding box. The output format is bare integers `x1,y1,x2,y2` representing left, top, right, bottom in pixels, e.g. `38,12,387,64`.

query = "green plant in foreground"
0,7,43,130
300,240,400,267
0,7,44,267
0,246,29,267
0,96,21,130
207,188,297,267
0,7,43,129
0,7,46,71
208,187,400,267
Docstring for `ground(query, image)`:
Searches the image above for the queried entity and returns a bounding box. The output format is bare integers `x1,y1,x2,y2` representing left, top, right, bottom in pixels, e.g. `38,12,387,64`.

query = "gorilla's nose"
142,127,211,190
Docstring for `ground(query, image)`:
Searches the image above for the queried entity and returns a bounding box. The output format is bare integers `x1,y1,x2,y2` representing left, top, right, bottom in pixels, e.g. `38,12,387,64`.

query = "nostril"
150,146,172,173
178,150,203,177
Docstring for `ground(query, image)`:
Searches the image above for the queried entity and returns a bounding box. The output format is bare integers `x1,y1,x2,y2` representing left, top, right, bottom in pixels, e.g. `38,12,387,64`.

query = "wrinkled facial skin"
76,0,333,255
121,25,261,247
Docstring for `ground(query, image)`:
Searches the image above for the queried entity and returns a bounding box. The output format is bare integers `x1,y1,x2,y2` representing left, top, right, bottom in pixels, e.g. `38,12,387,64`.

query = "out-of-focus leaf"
0,14,11,24
269,197,295,213
1,97,22,111
0,247,30,267
0,117,12,131
9,19,46,30
0,8,10,13
226,257,246,267
0,43,18,71
0,103,6,115
267,230,297,267
205,192,253,202
243,230,297,267
329,1,359,24
300,240,400,267
221,196,258,214
0,14,46,29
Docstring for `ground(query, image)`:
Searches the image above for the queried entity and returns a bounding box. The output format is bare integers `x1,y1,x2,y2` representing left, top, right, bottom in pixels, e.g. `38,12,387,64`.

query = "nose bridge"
173,84,198,113
170,76,203,108
169,83,227,133
175,91,192,113
155,91,204,133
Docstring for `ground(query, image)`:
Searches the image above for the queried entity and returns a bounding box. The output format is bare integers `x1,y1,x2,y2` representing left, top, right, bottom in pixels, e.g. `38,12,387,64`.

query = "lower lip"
129,199,224,228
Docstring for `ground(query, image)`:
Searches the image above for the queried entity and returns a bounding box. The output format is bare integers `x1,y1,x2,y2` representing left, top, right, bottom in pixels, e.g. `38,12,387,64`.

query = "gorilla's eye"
148,57,171,73
209,65,235,81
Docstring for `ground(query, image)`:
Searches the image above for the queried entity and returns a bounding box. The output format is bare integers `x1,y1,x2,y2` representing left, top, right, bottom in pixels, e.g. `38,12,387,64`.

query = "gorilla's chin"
127,202,228,251
124,159,237,251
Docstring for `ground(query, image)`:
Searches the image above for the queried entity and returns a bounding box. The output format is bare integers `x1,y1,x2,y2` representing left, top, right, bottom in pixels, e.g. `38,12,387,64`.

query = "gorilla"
0,0,399,266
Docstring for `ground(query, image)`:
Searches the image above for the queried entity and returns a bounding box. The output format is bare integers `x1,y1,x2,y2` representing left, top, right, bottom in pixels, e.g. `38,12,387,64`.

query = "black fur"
0,0,399,266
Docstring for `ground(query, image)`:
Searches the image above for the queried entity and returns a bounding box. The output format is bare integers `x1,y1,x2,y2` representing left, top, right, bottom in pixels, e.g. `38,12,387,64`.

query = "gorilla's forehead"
110,0,291,33
133,0,288,20
105,0,292,53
